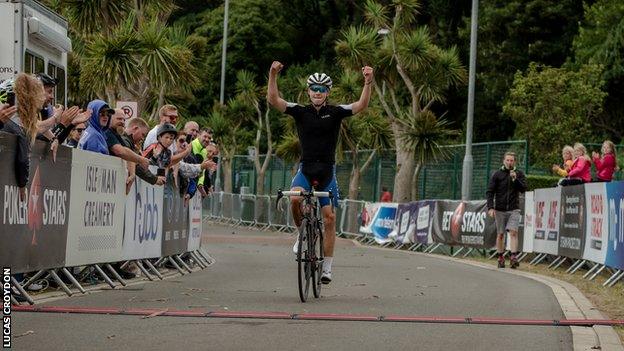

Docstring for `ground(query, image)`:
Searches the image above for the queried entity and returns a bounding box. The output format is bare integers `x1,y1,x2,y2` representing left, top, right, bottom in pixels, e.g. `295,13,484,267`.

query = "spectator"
78,100,115,155
380,187,392,202
552,145,574,177
0,103,17,128
175,130,199,201
1,74,46,200
592,140,617,182
486,151,527,269
142,123,178,177
184,121,200,140
191,128,213,195
105,109,151,192
560,143,591,186
63,122,86,148
143,104,178,150
121,117,165,186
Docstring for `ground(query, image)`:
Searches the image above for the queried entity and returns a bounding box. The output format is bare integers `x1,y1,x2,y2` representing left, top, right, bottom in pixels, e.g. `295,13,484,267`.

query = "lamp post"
461,0,479,201
219,0,230,105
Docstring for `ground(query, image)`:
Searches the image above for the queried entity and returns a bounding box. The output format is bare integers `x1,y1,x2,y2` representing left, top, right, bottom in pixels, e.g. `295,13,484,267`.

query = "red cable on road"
12,305,624,327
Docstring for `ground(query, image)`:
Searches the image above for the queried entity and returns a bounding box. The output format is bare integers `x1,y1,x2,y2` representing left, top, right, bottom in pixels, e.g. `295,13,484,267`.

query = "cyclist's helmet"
36,73,58,87
157,123,178,138
307,73,332,90
0,79,15,105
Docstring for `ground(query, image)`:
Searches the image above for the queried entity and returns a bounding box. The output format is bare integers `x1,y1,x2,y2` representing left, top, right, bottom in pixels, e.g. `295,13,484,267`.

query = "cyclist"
267,61,373,284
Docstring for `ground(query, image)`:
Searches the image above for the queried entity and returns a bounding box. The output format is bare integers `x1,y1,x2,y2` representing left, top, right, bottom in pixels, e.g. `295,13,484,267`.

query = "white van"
0,0,71,105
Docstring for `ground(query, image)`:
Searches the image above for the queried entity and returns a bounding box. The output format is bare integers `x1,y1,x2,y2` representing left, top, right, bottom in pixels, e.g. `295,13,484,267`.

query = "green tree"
572,0,624,141
335,0,466,202
191,0,294,112
461,0,585,141
503,63,606,169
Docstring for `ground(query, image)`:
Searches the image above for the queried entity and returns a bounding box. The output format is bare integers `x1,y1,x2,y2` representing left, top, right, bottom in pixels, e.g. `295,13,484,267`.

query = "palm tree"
335,0,467,202
208,99,254,193
61,0,200,118
332,69,392,201
234,70,274,196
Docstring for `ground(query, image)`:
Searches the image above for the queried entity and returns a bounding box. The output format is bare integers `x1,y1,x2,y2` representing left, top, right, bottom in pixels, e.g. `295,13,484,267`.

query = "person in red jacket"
560,143,591,186
592,140,617,182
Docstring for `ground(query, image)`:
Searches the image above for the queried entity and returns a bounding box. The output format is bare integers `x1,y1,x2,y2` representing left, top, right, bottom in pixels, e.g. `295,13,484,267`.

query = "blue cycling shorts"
290,164,340,208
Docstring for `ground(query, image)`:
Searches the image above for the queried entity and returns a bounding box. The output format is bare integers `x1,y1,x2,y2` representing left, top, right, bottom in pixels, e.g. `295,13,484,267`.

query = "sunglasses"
309,85,328,93
75,128,85,133
177,138,187,143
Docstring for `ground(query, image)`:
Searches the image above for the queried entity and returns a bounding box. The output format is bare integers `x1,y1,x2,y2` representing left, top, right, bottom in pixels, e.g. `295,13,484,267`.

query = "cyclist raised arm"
268,61,374,285
267,61,287,113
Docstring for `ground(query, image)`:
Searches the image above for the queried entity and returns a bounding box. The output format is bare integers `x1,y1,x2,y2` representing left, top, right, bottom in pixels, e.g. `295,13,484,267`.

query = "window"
47,62,66,105
24,51,45,74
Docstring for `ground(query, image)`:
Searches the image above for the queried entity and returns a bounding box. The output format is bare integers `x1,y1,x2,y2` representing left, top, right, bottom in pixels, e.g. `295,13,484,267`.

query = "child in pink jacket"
560,143,591,186
592,140,617,182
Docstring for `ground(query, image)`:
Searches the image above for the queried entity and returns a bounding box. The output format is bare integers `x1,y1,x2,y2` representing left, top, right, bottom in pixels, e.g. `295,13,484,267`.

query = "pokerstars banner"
431,200,496,248
0,136,71,273
522,192,535,254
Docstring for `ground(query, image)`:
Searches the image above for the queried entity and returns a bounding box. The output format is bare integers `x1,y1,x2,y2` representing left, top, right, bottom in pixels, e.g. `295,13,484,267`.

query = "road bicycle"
277,187,331,302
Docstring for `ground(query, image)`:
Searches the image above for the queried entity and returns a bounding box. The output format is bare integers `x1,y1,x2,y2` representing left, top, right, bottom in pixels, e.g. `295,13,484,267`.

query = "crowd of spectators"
0,72,219,289
553,141,617,186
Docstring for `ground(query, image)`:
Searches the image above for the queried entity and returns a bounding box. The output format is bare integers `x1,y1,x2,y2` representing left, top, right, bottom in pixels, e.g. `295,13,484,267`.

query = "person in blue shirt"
78,99,115,154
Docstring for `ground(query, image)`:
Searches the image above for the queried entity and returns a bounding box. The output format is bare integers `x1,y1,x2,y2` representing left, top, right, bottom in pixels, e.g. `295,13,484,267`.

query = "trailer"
0,0,71,105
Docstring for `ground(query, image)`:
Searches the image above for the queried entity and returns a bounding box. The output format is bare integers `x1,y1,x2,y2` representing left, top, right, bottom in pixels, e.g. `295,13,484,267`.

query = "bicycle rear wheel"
312,220,324,298
297,219,312,302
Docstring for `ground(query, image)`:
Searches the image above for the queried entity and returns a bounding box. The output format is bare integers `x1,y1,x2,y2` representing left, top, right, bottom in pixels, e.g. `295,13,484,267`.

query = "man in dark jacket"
120,117,165,186
486,152,527,269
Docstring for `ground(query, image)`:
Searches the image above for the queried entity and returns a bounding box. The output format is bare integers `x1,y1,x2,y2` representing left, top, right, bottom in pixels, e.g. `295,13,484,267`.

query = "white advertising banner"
522,192,535,253
533,187,561,255
583,182,608,264
65,150,126,266
187,194,203,252
122,176,163,260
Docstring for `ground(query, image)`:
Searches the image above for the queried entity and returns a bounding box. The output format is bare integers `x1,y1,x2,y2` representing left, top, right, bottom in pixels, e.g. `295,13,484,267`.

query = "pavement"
10,223,619,350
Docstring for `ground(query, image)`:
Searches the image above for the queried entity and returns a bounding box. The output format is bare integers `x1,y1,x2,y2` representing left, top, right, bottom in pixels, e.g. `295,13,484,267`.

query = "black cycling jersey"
284,102,353,164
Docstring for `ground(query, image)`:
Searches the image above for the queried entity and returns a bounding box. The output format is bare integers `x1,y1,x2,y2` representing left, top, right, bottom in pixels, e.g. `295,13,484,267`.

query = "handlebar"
278,190,332,198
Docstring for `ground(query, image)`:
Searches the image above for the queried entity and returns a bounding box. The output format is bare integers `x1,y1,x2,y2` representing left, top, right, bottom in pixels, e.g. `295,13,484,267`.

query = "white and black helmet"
307,73,332,90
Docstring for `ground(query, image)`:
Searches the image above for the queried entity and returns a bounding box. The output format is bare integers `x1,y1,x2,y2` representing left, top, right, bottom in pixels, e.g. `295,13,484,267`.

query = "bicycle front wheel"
312,219,324,298
297,219,312,302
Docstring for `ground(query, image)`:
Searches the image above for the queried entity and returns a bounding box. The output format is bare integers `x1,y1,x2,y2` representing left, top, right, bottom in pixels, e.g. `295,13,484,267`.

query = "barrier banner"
522,192,535,253
506,195,526,253
606,181,624,270
583,183,607,264
558,185,586,259
161,176,189,256
415,200,435,245
187,193,203,251
359,202,397,244
0,136,72,273
389,202,416,244
533,187,561,255
431,200,496,248
122,174,163,260
65,149,126,266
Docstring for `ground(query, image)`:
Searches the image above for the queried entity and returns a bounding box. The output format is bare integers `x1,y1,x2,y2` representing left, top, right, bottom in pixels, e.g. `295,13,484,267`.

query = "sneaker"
497,254,505,268
321,271,332,284
292,237,299,254
510,255,519,269
25,282,44,292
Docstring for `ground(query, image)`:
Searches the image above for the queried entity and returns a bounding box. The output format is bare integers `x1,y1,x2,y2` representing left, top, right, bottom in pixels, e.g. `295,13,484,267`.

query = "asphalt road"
11,224,572,350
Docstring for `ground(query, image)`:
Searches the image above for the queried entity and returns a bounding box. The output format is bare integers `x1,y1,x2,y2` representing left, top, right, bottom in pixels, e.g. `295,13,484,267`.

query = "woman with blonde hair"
552,145,574,177
1,73,47,200
592,140,617,182
560,143,591,186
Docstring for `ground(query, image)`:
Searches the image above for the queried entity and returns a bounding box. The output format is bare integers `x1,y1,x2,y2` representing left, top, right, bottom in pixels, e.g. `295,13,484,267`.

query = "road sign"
116,101,138,119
